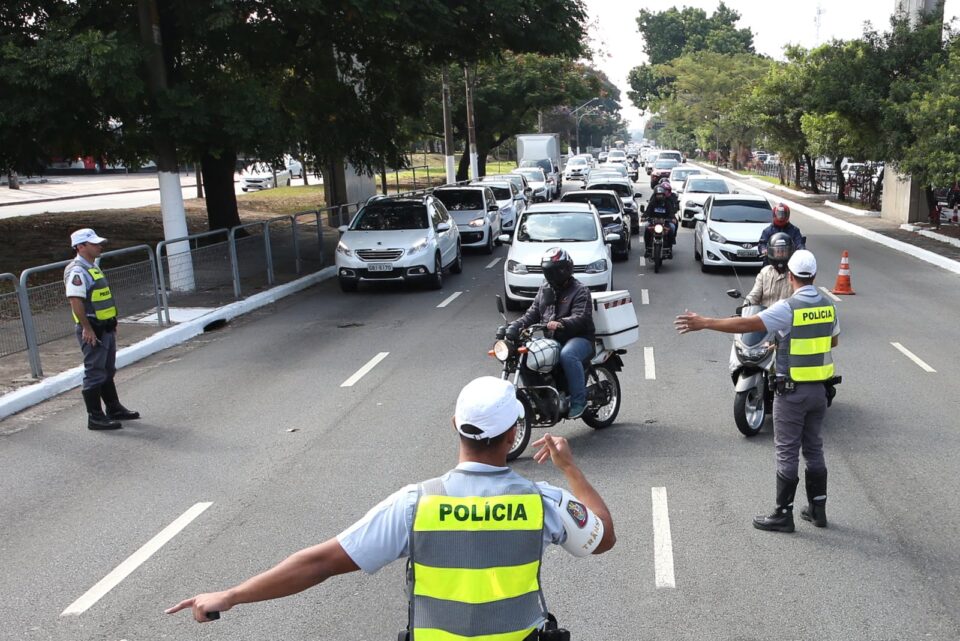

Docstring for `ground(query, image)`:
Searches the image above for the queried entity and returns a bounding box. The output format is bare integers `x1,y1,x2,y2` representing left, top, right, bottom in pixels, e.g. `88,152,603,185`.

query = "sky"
584,0,960,133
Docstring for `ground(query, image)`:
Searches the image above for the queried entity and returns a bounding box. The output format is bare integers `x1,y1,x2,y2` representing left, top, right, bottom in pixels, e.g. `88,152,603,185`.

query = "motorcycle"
628,159,640,182
726,289,776,436
640,204,674,273
491,295,624,460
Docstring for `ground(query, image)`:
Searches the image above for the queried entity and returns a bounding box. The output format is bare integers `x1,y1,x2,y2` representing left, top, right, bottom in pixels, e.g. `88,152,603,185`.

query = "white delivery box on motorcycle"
591,290,639,350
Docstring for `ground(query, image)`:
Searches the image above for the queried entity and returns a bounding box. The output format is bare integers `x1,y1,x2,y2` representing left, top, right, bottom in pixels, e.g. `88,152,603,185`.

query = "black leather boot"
101,379,140,420
800,469,828,527
82,387,121,430
752,474,799,532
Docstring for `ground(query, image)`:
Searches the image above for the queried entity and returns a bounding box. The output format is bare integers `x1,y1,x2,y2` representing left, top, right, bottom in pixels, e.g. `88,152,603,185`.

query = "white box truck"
517,133,563,199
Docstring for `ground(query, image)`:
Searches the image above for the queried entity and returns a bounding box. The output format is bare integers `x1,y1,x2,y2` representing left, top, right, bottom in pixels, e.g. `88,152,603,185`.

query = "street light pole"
576,108,601,156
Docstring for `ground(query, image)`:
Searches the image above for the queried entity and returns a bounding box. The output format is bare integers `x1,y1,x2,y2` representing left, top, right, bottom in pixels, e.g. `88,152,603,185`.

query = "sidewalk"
0,172,198,207
700,164,960,266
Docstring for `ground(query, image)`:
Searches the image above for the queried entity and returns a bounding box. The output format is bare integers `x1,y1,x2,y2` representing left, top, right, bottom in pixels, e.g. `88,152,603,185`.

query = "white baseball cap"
70,228,107,247
787,249,817,278
454,376,525,440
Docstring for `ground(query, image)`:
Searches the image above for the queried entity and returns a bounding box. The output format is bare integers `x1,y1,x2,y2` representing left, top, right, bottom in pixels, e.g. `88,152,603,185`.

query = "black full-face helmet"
767,232,795,273
541,247,574,289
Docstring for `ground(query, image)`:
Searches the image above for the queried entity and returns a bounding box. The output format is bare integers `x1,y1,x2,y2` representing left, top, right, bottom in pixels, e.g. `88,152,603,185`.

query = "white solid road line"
644,346,656,380
819,287,842,303
61,502,213,616
641,289,650,305
341,352,390,387
891,342,937,373
437,291,463,308
485,257,502,269
651,487,676,589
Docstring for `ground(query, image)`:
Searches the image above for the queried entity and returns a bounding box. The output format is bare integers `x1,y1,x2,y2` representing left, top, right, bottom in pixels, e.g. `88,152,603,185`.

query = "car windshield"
588,182,632,198
520,159,552,174
568,158,587,166
517,212,598,242
671,169,700,181
686,179,729,193
515,169,544,182
659,153,682,162
710,200,773,223
563,193,620,214
486,185,512,200
654,160,678,169
351,203,429,230
434,189,484,211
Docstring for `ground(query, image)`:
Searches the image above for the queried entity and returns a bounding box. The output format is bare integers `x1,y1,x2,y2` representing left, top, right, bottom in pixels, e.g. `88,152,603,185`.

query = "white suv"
336,196,462,291
500,202,618,311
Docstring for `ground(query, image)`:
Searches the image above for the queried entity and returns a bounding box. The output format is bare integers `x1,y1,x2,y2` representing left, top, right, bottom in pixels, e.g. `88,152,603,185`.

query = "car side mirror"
726,289,742,299
338,225,349,233
498,234,512,244
634,192,643,199
604,233,621,243
496,295,506,315
488,204,499,211
639,204,646,214
437,222,451,232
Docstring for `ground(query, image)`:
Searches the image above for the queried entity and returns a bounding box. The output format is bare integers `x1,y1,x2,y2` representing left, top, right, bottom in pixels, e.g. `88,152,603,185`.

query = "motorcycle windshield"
740,329,769,346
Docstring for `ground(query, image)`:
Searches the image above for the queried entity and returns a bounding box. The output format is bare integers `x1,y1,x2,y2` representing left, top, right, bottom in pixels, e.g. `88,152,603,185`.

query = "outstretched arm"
166,538,359,622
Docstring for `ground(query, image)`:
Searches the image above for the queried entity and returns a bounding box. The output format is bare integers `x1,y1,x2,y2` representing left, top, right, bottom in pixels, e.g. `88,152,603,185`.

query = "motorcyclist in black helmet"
509,247,595,419
745,232,794,307
644,185,677,256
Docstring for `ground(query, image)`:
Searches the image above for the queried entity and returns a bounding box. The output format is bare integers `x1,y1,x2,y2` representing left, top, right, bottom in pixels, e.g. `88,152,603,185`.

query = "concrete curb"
900,224,960,248
824,199,881,217
0,266,336,421
692,163,960,277
0,183,199,208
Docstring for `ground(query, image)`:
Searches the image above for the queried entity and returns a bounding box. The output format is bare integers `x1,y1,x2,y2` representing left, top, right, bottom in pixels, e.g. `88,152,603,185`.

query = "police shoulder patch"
566,499,588,528
71,274,83,286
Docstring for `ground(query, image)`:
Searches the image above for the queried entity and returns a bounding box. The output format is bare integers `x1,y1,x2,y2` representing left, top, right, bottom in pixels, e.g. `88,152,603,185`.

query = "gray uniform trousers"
76,326,116,390
772,382,828,480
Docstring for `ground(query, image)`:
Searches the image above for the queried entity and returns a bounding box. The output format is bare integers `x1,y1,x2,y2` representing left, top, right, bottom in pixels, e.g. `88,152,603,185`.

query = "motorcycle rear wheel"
734,387,765,436
582,365,620,429
506,395,534,461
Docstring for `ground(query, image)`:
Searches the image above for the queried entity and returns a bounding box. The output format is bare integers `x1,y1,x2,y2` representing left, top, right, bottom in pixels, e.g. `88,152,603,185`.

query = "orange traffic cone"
832,251,856,295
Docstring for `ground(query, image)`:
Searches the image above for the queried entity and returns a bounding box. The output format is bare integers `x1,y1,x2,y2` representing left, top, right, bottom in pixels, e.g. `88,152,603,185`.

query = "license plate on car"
368,263,393,272
737,249,759,257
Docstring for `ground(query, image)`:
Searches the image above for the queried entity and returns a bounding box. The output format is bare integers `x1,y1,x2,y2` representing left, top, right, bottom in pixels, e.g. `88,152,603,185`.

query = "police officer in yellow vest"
166,376,616,638
64,228,140,431
675,249,839,533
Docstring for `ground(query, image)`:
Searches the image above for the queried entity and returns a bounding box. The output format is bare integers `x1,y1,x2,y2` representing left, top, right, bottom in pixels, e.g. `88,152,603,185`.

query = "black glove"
505,324,520,341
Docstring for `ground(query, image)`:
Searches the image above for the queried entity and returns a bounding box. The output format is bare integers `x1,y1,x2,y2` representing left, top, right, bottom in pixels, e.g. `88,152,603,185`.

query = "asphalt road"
1,174,958,641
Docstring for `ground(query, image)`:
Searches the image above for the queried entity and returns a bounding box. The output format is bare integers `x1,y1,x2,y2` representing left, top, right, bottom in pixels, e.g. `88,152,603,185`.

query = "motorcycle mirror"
495,295,506,318
726,289,742,299
639,204,646,214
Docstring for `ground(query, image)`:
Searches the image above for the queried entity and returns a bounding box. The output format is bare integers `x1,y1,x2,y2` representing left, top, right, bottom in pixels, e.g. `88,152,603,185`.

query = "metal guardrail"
0,273,27,361
17,245,161,377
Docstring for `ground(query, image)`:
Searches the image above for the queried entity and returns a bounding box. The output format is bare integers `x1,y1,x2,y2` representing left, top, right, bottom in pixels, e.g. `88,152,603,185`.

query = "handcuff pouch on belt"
89,317,118,339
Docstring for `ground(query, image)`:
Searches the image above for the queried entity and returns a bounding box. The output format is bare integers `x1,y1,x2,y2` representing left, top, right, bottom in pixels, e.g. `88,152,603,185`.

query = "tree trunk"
477,147,488,177
380,162,387,195
833,159,846,202
793,157,802,189
7,172,19,190
201,150,241,230
456,137,470,182
804,154,819,194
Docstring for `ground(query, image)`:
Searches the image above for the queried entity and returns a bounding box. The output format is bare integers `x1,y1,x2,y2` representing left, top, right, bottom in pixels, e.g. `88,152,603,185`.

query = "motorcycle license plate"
737,249,759,257
368,263,393,272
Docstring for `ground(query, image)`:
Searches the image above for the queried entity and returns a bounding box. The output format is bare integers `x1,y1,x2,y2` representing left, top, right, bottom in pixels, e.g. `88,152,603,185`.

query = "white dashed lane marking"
819,287,842,303
437,291,462,308
641,289,650,305
61,502,213,616
891,342,936,373
341,352,390,387
651,487,676,589
644,347,656,380
485,257,502,269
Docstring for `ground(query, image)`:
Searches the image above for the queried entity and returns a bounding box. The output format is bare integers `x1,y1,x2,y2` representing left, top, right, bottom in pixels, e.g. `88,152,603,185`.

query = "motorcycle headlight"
409,238,429,254
584,259,608,274
654,224,664,234
506,259,528,274
736,341,774,362
493,340,512,362
468,217,486,228
336,241,352,256
708,228,727,244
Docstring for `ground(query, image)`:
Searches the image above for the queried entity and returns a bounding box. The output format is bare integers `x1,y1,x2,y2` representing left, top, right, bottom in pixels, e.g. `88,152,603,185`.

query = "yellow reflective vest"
67,262,117,324
786,296,835,382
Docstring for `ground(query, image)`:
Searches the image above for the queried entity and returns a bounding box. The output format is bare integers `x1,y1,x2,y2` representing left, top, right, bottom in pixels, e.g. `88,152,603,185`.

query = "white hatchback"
336,196,462,291
500,202,618,311
240,162,292,191
693,194,772,272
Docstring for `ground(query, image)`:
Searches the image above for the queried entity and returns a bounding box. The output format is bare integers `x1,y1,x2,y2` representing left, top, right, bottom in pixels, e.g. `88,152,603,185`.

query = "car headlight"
584,259,608,274
708,228,727,244
493,340,513,362
736,341,774,363
506,259,528,274
409,238,429,254
468,217,486,228
336,241,352,256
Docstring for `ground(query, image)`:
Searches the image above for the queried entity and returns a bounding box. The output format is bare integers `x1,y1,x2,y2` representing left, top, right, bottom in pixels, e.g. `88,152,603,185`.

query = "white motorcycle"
726,289,776,436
